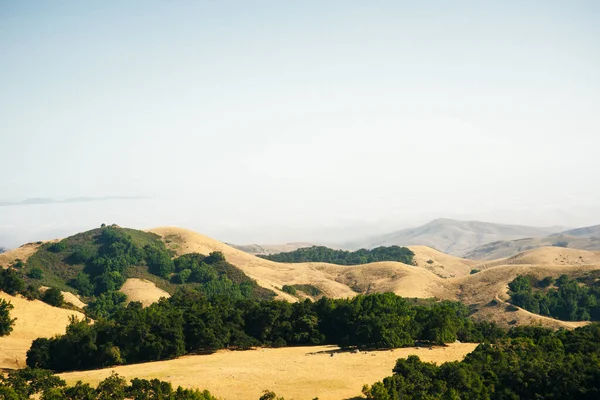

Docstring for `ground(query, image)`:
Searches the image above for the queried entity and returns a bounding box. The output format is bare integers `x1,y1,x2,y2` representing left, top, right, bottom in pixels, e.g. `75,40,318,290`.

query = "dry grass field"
0,292,84,369
59,343,478,400
119,278,170,307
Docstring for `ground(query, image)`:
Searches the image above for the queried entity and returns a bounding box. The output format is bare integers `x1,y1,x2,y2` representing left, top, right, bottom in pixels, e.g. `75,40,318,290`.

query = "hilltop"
343,218,561,256
466,224,600,260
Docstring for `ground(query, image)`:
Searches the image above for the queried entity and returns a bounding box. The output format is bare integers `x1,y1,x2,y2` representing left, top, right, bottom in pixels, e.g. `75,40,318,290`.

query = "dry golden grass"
149,227,600,329
39,286,87,309
0,292,85,369
119,278,170,307
3,226,598,375
59,343,477,400
409,245,477,278
0,241,56,267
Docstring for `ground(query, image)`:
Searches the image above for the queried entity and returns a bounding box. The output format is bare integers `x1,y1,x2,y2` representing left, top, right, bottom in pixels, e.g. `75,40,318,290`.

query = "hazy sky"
1,1,599,246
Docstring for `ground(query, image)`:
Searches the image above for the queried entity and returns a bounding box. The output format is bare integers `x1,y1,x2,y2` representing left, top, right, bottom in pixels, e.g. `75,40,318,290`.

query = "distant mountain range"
232,218,600,260
465,225,600,260
0,196,146,207
342,218,564,256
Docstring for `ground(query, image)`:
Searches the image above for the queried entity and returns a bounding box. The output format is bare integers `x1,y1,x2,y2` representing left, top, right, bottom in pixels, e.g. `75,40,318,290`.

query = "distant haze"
1,1,599,248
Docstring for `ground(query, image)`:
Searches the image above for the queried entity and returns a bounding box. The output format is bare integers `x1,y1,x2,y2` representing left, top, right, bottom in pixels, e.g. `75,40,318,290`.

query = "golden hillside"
0,292,85,369
150,227,600,329
2,226,598,371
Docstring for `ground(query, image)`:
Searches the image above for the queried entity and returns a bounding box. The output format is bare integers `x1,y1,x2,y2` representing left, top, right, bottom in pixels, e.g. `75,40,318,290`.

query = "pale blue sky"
1,1,599,245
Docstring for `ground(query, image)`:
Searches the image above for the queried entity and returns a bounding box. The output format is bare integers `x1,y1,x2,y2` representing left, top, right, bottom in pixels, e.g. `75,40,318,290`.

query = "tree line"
508,274,600,321
258,245,415,265
26,291,502,372
363,323,600,399
0,368,216,400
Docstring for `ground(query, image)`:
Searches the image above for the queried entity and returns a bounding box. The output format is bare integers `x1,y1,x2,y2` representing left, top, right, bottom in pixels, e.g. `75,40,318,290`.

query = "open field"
0,292,84,369
59,343,478,400
119,278,170,307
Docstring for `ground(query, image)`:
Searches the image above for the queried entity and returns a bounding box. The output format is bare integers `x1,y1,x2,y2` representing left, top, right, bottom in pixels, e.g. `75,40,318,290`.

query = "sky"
1,0,599,247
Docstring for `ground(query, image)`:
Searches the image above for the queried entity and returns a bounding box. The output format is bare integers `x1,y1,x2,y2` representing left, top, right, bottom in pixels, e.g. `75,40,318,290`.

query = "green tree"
28,267,44,279
42,288,64,307
0,299,16,336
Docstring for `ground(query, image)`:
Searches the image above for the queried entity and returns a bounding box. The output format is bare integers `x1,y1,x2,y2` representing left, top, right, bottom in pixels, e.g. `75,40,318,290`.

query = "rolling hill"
149,227,599,329
2,225,600,370
465,224,600,260
343,218,561,256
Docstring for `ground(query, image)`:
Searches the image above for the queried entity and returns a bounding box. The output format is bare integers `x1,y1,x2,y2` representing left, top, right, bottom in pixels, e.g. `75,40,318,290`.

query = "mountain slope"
465,224,600,260
149,227,600,330
345,218,560,256
0,292,84,369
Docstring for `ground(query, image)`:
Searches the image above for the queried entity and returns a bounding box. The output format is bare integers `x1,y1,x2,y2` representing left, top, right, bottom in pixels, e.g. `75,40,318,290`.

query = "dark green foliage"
470,269,480,274
0,369,218,400
68,272,94,297
0,267,26,295
28,292,504,372
144,245,175,278
86,291,127,319
364,323,600,399
0,298,16,336
12,259,24,269
0,368,66,397
282,285,297,295
22,226,274,303
288,284,322,297
509,274,600,321
259,245,415,266
28,266,44,279
48,241,68,253
42,288,64,307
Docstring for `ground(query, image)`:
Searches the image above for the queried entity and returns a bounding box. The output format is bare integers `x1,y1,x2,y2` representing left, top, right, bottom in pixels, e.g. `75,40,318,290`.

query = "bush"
27,267,44,280
42,288,64,307
0,268,26,295
0,299,16,336
470,269,480,274
282,285,297,295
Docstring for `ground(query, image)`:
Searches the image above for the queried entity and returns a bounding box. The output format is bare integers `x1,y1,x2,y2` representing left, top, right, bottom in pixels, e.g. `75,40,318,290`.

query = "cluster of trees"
509,274,600,321
27,292,502,372
259,245,415,265
24,226,273,303
0,246,7,254
0,267,41,301
363,323,600,399
0,368,217,400
282,284,322,297
0,298,15,336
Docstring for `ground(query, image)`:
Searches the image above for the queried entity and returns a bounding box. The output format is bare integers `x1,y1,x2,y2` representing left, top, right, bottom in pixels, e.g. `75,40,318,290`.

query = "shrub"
27,267,44,280
42,288,64,307
0,299,16,336
470,269,480,274
282,285,297,295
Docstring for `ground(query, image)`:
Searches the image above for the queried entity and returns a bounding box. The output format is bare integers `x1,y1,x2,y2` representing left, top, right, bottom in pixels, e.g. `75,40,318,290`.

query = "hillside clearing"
59,343,478,400
0,292,85,369
119,278,170,307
